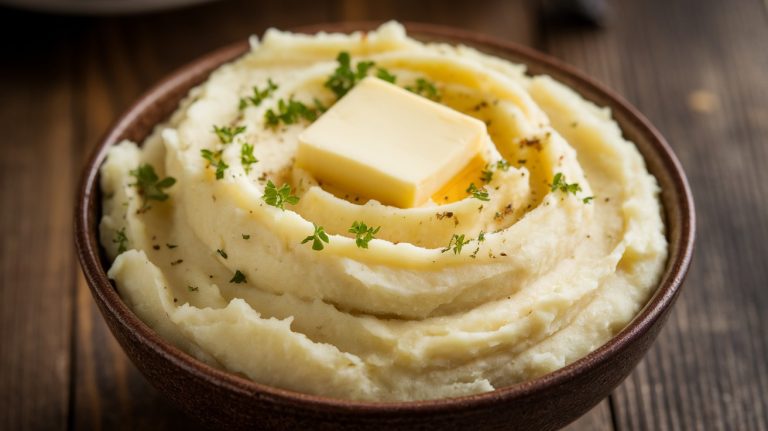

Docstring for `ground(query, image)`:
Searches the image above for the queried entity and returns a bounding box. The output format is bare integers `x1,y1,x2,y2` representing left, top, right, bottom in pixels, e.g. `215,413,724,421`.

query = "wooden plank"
0,8,78,431
541,0,768,430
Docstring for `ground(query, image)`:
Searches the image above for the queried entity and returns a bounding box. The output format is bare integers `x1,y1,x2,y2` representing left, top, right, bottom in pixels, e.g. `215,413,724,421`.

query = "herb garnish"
113,227,128,254
442,233,470,255
264,97,325,128
480,168,494,183
466,183,490,201
129,163,176,211
262,180,300,210
187,285,199,292
496,160,511,171
216,249,228,259
241,143,258,173
324,52,375,99
212,125,246,144
583,196,595,204
201,149,229,180
406,78,440,101
239,79,278,110
302,224,330,251
550,173,582,195
470,231,486,258
348,221,380,249
242,234,251,240
375,68,397,83
230,270,247,284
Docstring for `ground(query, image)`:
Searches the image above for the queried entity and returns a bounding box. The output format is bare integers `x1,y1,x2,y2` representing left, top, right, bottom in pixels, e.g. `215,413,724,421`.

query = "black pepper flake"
519,137,542,151
166,243,178,249
170,259,184,266
500,252,508,257
152,245,160,250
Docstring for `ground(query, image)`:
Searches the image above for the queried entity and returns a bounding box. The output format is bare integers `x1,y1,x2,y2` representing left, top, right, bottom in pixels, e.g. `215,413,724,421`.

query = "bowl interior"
75,22,695,414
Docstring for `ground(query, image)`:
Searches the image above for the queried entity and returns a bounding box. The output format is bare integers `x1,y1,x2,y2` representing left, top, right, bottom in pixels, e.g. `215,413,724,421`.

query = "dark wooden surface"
0,0,765,429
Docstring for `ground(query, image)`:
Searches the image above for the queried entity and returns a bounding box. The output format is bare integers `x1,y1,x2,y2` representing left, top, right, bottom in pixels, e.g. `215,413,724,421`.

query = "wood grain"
0,9,78,431
0,0,765,429
542,0,768,430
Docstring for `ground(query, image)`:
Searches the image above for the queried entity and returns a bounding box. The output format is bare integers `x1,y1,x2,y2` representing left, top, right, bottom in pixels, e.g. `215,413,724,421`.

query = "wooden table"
1,0,766,429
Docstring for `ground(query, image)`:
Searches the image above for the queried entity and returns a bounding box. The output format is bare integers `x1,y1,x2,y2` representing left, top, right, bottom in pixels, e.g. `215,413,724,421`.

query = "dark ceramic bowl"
75,22,695,431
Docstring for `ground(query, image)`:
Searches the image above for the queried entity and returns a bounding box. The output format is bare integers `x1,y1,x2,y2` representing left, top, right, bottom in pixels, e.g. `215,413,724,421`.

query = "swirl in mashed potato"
99,22,667,401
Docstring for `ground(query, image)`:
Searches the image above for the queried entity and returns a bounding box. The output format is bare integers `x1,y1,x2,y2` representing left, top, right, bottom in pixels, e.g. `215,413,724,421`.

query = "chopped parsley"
262,180,299,210
239,79,278,110
201,149,229,180
187,285,199,292
242,234,251,240
480,167,494,183
230,270,247,284
496,160,511,171
216,249,228,259
264,97,325,128
324,51,375,99
302,224,330,251
129,163,176,211
550,172,582,195
470,231,486,258
348,221,380,249
212,125,246,144
442,233,470,255
240,143,258,173
375,68,397,83
466,182,490,201
406,78,440,101
113,227,128,254
583,196,595,204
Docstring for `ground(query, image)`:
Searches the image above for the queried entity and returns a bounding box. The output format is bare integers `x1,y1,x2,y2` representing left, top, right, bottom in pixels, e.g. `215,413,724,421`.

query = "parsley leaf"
376,68,397,83
470,230,486,258
201,149,229,180
480,168,494,183
129,163,176,211
496,160,511,171
230,270,247,284
239,79,278,110
441,233,470,255
348,221,381,249
324,51,375,99
113,227,128,254
212,125,246,144
583,196,595,204
264,98,325,128
466,182,490,201
550,173,582,195
261,180,299,210
302,224,330,251
406,78,441,101
241,143,258,173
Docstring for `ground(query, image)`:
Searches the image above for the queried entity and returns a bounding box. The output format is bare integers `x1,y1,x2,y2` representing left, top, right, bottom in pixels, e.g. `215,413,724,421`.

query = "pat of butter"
296,77,488,208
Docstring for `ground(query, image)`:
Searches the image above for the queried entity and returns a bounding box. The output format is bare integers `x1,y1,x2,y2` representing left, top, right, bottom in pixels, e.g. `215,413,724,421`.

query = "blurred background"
0,0,766,430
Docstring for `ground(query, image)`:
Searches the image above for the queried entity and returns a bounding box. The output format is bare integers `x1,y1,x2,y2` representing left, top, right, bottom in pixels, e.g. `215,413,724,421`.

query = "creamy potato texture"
99,22,667,401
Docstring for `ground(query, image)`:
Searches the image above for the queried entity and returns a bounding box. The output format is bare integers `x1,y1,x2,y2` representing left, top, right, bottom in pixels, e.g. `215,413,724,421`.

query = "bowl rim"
74,21,695,414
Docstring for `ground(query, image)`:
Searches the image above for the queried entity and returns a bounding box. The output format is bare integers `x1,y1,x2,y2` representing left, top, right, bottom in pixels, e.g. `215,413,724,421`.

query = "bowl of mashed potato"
75,21,695,430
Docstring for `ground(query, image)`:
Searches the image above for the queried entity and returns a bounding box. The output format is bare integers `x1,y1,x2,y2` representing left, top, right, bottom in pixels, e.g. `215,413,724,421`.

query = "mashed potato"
99,22,667,401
